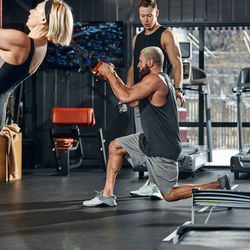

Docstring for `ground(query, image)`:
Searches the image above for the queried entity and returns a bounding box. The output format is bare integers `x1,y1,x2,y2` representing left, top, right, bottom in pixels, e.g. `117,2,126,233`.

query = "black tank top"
0,38,34,93
138,72,182,161
133,26,172,84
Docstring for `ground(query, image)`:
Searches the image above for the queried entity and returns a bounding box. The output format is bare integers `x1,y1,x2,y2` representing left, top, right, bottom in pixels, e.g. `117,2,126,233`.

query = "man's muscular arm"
125,34,138,107
126,34,137,87
126,60,134,88
98,63,160,104
125,60,139,107
161,29,185,106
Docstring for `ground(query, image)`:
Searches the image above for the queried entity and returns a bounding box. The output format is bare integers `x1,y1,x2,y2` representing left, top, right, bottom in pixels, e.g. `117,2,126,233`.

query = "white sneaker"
130,180,163,200
130,180,153,197
83,191,117,207
151,185,164,200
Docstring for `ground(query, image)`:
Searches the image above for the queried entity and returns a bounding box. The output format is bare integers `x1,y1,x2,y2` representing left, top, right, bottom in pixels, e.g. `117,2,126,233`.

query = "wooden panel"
169,0,182,22
68,72,84,108
220,0,232,22
36,71,46,127
35,71,56,166
246,0,250,21
104,0,118,21
67,0,81,21
232,0,245,21
23,77,35,138
182,0,195,22
117,0,136,22
78,73,93,109
194,0,206,22
3,0,32,24
158,0,170,22
207,0,219,21
91,0,105,21
79,0,92,21
93,81,106,131
55,71,68,108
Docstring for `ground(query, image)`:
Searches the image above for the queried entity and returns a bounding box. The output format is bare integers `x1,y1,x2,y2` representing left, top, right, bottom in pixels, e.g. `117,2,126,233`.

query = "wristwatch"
175,88,183,93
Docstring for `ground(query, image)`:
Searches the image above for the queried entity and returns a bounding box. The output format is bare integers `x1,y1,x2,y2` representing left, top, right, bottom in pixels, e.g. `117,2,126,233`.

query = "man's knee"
109,140,119,154
109,139,126,155
162,193,175,202
162,189,177,202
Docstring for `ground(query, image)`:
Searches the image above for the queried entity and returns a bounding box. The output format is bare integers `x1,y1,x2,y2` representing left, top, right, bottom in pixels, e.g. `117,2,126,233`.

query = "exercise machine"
178,41,213,175
179,41,192,84
230,67,250,179
178,66,213,175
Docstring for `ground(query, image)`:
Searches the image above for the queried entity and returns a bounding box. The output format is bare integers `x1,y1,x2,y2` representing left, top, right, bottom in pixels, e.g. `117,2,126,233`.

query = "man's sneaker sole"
129,192,152,197
83,202,117,207
151,193,164,200
83,192,117,207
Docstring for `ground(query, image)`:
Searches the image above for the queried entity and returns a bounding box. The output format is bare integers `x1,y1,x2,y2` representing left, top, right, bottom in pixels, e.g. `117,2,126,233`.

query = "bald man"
83,46,230,207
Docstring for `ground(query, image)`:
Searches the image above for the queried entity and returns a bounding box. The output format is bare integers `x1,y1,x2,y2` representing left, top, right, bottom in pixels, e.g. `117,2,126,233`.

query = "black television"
44,21,125,69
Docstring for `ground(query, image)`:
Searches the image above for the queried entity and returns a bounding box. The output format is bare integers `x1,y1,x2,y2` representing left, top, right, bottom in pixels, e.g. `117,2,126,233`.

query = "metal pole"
198,26,205,145
205,85,213,162
237,91,243,152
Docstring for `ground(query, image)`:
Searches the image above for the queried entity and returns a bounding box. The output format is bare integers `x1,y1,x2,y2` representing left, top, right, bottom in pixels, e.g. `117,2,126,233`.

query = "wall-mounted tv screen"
44,21,124,69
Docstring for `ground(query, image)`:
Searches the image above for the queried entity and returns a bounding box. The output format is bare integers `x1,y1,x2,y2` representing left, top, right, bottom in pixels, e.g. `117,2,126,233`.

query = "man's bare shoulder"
161,29,179,51
142,72,161,80
161,29,174,40
141,73,166,86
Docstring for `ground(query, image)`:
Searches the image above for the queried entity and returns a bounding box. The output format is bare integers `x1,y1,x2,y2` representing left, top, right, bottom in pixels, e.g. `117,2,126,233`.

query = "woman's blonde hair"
46,0,73,46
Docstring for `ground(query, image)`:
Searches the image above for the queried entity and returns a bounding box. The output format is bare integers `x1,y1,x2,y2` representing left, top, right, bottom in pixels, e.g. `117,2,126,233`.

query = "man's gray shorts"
116,133,178,194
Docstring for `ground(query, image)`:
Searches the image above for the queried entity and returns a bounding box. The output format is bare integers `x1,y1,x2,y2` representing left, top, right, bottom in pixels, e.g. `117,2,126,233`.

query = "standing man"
82,47,230,207
127,0,184,199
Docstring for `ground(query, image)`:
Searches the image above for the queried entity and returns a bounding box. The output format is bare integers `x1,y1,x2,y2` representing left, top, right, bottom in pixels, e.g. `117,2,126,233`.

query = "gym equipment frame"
230,68,250,179
50,108,107,176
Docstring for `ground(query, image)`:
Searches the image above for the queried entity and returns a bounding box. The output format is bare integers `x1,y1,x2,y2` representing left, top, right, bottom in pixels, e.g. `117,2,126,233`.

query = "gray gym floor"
0,163,249,250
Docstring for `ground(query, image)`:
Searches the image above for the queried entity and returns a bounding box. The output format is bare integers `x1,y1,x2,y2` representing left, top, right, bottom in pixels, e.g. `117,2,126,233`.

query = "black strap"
45,0,53,24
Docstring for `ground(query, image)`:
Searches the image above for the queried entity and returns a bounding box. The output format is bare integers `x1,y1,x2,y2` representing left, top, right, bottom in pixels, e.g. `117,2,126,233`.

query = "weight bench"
191,188,250,224
174,224,250,248
173,189,250,247
50,108,107,176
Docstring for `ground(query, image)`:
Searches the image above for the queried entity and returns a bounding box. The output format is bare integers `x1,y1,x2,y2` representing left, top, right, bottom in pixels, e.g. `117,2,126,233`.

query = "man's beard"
139,65,151,80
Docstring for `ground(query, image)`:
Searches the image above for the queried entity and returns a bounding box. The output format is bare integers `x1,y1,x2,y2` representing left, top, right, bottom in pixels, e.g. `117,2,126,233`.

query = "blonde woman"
0,0,73,130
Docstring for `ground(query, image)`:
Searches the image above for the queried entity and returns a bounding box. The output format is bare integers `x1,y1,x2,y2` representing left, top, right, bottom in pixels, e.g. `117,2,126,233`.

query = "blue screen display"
44,21,124,69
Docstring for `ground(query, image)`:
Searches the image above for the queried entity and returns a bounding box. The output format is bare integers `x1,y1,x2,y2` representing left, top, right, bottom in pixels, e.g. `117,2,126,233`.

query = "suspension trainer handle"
70,40,108,82
92,61,108,81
